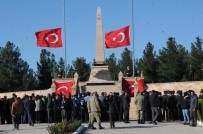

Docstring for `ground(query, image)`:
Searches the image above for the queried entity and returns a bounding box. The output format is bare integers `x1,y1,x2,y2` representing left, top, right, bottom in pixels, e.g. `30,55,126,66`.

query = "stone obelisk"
95,7,105,65
86,7,114,85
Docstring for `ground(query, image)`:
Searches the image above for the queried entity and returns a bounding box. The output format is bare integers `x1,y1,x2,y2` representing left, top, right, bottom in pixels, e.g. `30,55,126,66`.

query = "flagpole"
131,0,135,77
63,0,67,78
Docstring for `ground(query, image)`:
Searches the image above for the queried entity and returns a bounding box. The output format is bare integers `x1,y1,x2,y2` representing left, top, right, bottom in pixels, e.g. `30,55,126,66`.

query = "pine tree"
57,57,65,78
158,37,188,82
0,41,37,92
190,37,203,81
118,48,133,76
72,57,91,81
106,53,119,80
37,49,53,89
139,42,158,83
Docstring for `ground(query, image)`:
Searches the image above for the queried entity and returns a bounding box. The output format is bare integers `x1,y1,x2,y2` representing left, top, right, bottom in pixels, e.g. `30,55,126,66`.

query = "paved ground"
82,121,203,134
0,121,202,134
0,123,49,134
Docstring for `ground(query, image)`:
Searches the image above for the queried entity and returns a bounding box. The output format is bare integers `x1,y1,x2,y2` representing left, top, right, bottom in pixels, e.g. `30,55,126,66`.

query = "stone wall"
146,81,203,95
0,77,78,98
0,88,54,98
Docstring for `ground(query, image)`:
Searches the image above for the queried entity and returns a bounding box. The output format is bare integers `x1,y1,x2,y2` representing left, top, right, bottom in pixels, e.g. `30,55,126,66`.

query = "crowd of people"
0,89,203,130
135,89,203,127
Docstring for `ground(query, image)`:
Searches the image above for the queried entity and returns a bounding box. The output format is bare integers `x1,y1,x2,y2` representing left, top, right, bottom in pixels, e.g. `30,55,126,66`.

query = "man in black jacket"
175,91,183,121
26,96,35,126
108,92,119,128
149,90,159,125
123,92,131,123
190,91,198,127
119,91,125,122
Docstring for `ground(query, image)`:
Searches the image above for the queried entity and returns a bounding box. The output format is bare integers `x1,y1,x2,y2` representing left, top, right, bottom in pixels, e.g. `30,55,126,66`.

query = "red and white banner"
35,28,62,48
54,81,73,97
123,80,135,97
123,79,145,97
137,79,145,92
105,25,130,48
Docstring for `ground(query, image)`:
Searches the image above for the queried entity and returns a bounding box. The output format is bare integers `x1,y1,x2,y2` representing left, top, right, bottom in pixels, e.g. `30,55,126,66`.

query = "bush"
197,99,203,121
47,120,81,134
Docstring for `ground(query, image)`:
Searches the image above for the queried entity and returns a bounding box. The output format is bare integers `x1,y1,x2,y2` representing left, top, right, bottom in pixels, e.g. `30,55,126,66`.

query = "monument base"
87,65,114,84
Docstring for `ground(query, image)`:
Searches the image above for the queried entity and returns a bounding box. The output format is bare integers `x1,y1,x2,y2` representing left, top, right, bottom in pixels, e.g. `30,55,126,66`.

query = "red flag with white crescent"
123,80,135,97
137,79,145,92
35,28,62,48
54,81,73,97
105,25,130,48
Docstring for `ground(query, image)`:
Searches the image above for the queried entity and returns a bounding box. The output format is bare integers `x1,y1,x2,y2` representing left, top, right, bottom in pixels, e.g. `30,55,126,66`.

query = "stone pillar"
72,72,79,95
117,71,123,92
95,7,105,65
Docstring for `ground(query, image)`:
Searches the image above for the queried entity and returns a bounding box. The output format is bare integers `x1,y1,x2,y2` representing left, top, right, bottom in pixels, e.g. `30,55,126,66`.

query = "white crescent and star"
129,85,134,89
57,86,68,91
112,32,125,43
45,33,59,44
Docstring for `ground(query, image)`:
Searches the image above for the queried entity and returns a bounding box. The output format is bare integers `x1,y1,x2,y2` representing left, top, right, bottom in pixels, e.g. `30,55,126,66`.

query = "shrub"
67,120,81,132
47,120,81,134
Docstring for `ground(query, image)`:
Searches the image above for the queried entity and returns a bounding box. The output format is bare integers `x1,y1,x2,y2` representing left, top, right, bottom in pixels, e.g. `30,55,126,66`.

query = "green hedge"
197,99,203,121
47,120,81,134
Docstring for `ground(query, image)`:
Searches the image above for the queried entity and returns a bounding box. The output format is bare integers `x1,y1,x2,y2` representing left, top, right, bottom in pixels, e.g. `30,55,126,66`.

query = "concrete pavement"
0,121,202,134
82,121,203,134
0,123,49,134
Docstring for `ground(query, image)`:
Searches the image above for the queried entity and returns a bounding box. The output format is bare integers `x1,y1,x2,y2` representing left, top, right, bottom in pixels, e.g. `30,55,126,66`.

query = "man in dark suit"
119,91,125,121
190,91,198,127
108,92,119,128
123,92,131,123
149,90,159,125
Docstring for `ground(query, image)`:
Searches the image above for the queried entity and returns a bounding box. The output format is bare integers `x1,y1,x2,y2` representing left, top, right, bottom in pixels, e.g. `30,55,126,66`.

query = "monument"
86,7,118,93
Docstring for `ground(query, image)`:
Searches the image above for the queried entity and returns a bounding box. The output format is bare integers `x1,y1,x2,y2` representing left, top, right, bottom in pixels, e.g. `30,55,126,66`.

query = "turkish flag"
137,79,145,92
54,81,73,97
123,80,135,97
35,28,62,48
105,25,130,48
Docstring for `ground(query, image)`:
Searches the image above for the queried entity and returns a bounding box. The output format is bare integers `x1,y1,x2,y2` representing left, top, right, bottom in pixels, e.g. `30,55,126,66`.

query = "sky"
0,0,203,71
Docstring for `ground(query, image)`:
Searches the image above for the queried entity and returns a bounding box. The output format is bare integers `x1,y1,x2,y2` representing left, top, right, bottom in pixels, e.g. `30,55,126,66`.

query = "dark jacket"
26,99,36,112
190,95,198,109
46,96,53,110
162,95,168,108
53,98,61,112
108,96,118,114
123,95,131,109
149,94,159,107
181,96,190,109
119,94,125,108
167,95,176,109
175,95,182,107
143,94,150,111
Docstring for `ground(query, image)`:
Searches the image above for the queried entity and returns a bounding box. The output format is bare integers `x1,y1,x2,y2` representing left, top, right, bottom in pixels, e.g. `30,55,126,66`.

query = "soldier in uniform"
134,92,144,124
87,92,104,129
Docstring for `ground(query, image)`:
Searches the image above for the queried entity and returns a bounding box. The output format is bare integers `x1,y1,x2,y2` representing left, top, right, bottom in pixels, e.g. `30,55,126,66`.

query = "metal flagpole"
131,0,135,77
63,0,67,77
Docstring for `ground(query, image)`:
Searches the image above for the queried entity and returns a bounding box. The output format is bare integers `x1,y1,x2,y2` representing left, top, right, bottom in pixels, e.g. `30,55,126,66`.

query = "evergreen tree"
57,57,65,78
106,53,119,80
50,54,57,78
37,49,53,89
67,65,75,78
190,37,203,81
72,57,91,81
139,42,158,83
0,41,37,92
118,48,133,76
158,37,188,82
